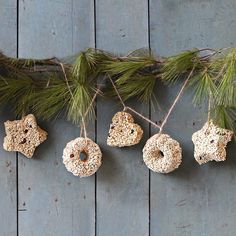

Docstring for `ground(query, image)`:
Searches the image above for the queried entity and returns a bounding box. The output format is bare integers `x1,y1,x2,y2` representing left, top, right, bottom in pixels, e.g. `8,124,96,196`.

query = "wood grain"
96,0,149,235
150,1,236,235
18,1,96,235
0,0,17,235
1,0,236,235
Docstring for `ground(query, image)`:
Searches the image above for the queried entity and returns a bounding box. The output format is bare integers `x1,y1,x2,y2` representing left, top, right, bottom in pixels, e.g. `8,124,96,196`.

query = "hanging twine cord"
59,62,89,138
207,92,212,121
84,87,102,118
125,106,161,129
60,61,103,138
159,67,195,133
107,74,161,129
107,74,127,110
108,67,194,133
60,61,194,135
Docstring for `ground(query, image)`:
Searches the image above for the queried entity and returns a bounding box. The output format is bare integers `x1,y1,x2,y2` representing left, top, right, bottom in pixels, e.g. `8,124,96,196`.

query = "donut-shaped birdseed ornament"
107,111,143,147
62,137,102,177
192,120,233,165
143,133,182,173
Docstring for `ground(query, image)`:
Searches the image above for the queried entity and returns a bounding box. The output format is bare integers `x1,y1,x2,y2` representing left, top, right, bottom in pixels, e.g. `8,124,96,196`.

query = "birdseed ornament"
143,133,182,174
107,111,143,147
192,120,233,165
3,114,47,158
62,137,102,177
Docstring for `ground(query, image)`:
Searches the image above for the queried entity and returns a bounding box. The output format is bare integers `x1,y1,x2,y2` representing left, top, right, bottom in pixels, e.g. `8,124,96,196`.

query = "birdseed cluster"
107,111,143,147
62,137,102,177
192,120,233,165
3,114,47,158
143,133,182,173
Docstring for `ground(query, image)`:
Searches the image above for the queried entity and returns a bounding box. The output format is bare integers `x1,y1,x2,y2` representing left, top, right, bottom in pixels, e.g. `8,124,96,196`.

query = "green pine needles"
0,47,236,131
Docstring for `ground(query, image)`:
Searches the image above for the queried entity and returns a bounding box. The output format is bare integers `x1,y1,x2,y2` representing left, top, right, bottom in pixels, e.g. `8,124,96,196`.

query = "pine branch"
189,71,217,105
0,75,36,116
116,75,157,101
161,49,201,83
216,49,236,107
30,73,70,120
0,47,236,131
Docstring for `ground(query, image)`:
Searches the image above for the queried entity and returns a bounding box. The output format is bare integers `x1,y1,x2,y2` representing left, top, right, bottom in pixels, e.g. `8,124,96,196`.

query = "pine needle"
104,57,156,85
67,83,95,124
31,74,70,120
0,75,36,116
189,71,217,104
216,49,236,107
116,75,157,101
0,47,236,130
161,49,200,83
213,105,236,131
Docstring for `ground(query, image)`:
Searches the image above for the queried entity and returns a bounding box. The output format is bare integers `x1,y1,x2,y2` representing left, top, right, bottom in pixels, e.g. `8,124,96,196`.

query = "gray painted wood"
18,1,96,235
150,0,236,56
19,0,95,58
0,0,17,56
150,1,236,235
0,1,17,235
96,0,149,235
1,0,236,235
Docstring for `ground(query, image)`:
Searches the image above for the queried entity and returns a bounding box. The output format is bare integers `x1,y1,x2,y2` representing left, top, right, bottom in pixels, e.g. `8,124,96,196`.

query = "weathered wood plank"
150,0,236,56
150,1,236,235
96,0,149,235
0,0,17,56
19,0,95,58
0,1,17,235
18,1,96,235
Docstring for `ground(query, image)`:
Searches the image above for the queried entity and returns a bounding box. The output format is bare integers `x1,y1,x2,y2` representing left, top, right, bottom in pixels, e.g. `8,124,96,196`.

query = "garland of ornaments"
1,47,235,177
2,71,233,177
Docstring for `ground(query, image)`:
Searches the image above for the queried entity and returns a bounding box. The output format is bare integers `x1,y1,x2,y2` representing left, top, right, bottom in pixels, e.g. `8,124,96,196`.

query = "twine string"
207,92,212,121
84,88,101,118
60,62,194,136
107,74,126,110
46,77,51,88
60,61,104,138
59,62,88,138
107,74,161,129
159,67,195,133
126,106,161,129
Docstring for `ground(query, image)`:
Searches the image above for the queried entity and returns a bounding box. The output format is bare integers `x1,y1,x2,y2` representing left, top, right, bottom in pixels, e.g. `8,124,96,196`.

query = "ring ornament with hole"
62,137,102,177
107,111,143,147
3,114,47,158
143,133,182,173
192,120,233,165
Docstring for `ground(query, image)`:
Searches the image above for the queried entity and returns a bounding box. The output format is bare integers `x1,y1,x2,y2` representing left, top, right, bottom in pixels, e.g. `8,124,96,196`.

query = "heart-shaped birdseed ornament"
107,111,143,147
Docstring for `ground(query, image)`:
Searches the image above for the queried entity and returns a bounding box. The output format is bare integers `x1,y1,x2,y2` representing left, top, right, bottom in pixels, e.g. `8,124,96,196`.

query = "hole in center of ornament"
151,149,164,159
159,150,164,157
79,151,88,162
24,129,28,134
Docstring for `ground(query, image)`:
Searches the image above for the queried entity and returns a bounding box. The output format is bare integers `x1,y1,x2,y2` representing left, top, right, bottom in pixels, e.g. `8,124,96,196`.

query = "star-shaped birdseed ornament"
3,114,47,158
192,120,233,165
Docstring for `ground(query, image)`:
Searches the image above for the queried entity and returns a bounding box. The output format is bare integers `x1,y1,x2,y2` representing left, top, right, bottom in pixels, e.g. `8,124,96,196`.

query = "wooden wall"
0,0,236,235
